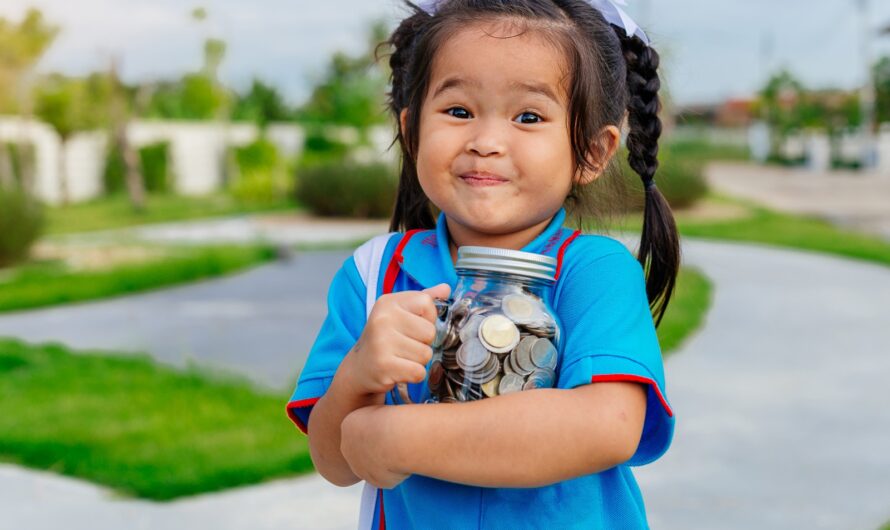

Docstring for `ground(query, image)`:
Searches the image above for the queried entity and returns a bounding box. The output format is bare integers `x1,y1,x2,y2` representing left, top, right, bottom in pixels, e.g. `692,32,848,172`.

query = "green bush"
297,161,396,218
139,141,171,193
0,186,45,267
230,138,287,203
613,146,709,210
103,141,171,195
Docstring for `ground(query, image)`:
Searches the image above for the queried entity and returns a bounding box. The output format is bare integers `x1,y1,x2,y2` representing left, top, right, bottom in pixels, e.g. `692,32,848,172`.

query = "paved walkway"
1,236,889,529
707,162,890,240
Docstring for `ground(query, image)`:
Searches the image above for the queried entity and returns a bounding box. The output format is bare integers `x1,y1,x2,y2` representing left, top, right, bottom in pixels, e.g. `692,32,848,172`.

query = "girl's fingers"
394,289,442,322
395,308,438,345
389,356,429,384
390,334,434,366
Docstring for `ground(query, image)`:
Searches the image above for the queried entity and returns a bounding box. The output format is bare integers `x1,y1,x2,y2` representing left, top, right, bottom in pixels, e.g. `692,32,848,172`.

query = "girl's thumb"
422,283,451,300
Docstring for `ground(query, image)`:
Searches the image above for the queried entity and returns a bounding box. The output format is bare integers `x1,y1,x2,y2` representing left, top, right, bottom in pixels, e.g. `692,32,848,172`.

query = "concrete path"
707,162,890,240
2,238,890,529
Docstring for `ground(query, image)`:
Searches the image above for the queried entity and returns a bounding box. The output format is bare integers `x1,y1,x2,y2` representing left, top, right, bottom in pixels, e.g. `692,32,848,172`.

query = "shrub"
139,141,171,193
296,161,396,218
612,146,709,211
103,141,171,195
0,186,45,267
230,138,287,203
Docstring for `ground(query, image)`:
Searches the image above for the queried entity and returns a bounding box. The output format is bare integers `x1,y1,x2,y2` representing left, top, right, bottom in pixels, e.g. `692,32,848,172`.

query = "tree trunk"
118,125,145,212
0,143,13,189
58,138,69,205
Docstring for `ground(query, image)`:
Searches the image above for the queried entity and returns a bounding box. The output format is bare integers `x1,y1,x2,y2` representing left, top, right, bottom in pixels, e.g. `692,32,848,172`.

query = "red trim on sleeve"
382,229,423,295
590,374,673,417
378,488,386,530
286,397,321,434
554,229,582,280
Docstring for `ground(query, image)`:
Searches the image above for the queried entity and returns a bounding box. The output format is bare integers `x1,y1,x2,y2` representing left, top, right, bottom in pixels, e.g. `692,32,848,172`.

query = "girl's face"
400,20,612,250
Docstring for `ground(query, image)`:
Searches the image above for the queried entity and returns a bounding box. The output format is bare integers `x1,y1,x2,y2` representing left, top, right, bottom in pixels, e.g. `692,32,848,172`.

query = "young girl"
288,0,679,527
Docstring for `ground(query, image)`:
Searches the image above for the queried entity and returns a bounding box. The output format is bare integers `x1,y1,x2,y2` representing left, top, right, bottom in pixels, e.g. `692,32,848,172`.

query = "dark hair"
377,0,679,326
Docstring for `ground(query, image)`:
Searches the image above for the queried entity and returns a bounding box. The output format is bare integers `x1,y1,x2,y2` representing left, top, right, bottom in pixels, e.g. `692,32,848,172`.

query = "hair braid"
616,31,679,326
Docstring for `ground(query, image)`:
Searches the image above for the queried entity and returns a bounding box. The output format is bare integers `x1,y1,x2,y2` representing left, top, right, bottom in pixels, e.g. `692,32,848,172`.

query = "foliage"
0,338,312,500
0,185,44,267
230,138,287,203
0,8,59,113
139,141,171,193
875,56,890,126
231,79,294,127
612,144,710,211
145,74,229,120
0,244,276,313
103,142,171,195
297,160,396,218
295,20,390,133
33,73,111,140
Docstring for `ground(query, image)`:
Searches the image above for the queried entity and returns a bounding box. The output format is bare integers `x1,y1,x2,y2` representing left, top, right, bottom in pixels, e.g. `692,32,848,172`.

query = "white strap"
352,232,397,529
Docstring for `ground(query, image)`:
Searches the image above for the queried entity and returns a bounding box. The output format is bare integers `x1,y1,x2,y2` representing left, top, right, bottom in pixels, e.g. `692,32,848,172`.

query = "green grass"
0,244,277,313
0,338,311,501
45,193,297,235
609,195,890,269
656,267,712,354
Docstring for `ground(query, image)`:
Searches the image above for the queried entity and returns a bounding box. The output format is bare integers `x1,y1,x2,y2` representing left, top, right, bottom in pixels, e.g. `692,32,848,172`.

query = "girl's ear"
575,125,622,185
399,108,408,138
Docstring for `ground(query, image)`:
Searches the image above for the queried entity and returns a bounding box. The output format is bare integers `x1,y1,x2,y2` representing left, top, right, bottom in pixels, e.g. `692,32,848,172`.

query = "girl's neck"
445,215,555,265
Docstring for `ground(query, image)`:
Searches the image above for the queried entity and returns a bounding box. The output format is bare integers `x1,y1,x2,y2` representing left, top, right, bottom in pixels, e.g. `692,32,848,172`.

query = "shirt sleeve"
286,255,367,434
554,237,675,466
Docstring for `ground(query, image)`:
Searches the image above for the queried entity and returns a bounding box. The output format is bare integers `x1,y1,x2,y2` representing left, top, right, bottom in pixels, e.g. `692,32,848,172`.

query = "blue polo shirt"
288,208,674,529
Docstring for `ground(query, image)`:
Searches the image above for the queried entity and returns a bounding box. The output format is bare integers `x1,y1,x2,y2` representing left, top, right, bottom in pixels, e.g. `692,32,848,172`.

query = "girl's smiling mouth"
460,171,509,186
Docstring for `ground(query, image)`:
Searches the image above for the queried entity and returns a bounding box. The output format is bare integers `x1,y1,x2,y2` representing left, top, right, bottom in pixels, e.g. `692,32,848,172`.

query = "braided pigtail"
617,32,679,327
376,2,437,232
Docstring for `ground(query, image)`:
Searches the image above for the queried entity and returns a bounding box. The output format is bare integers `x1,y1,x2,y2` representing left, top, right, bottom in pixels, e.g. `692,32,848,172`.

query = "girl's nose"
466,120,506,157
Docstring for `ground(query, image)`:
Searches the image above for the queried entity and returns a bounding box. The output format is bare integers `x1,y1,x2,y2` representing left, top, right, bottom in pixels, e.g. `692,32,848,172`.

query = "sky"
2,0,890,107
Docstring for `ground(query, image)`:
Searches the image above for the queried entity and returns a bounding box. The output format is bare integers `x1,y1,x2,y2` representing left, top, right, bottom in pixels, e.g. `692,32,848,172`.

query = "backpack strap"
353,233,399,319
382,228,423,295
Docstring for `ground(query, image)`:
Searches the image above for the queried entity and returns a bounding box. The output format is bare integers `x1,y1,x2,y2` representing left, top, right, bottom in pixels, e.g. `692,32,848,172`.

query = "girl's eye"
445,107,471,119
516,111,543,124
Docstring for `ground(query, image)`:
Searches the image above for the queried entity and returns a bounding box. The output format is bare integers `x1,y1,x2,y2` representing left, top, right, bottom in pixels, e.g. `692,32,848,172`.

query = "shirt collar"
399,208,568,289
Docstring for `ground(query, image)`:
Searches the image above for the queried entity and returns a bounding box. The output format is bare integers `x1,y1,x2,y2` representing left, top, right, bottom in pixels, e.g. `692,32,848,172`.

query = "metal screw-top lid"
456,246,557,282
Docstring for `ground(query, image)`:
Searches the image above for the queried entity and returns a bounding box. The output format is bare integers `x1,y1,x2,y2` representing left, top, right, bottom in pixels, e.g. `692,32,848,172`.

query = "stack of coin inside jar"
428,288,558,403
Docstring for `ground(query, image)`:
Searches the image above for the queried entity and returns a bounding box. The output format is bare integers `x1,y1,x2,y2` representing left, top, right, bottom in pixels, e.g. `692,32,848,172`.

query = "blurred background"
0,1,888,529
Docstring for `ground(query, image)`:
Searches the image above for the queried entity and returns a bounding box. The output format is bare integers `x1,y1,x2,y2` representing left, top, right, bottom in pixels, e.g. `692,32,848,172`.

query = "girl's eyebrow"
433,76,561,105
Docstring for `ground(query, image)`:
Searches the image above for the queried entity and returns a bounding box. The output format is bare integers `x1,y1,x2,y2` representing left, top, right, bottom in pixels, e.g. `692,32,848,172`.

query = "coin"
428,360,445,392
530,338,558,370
459,314,485,344
478,314,520,353
498,373,525,394
481,373,503,397
457,338,490,371
501,293,540,324
513,337,537,375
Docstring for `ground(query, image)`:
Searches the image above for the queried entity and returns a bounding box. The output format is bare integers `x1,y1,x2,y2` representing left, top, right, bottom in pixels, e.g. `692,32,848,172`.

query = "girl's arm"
340,381,647,488
307,351,385,487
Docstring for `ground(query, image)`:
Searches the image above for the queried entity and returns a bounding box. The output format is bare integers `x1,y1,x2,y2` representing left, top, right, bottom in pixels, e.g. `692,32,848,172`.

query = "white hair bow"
416,0,650,46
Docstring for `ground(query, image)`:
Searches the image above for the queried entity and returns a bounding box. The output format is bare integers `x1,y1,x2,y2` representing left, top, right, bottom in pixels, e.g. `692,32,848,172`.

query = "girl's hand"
342,283,451,396
341,405,407,489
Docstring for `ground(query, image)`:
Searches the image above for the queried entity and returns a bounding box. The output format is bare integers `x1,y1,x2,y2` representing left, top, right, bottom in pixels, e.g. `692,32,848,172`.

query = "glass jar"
391,246,561,405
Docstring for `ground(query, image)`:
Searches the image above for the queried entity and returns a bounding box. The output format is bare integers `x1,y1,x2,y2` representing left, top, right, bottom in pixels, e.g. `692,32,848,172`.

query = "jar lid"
456,246,557,282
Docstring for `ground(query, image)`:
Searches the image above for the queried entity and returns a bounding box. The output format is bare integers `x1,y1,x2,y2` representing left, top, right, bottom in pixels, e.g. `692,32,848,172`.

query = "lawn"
45,193,297,235
0,244,278,313
0,338,312,501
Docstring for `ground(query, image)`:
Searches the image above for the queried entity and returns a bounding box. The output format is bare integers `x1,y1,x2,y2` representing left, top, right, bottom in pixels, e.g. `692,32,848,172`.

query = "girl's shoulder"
562,231,637,266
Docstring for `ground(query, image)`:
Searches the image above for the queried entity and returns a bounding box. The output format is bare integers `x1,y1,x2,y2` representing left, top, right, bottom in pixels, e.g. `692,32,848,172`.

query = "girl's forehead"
429,22,570,102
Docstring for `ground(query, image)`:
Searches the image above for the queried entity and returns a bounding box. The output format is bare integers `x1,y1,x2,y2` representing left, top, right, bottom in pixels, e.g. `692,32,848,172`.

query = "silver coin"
457,339,489,371
498,373,525,394
514,337,538,375
530,338,558,370
459,314,485,344
502,352,517,375
501,293,543,325
530,367,556,388
478,314,520,354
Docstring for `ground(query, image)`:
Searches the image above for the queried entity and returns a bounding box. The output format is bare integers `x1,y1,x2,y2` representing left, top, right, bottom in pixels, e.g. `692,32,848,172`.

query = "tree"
296,19,391,134
874,55,890,126
232,78,294,128
0,8,59,190
34,73,110,204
